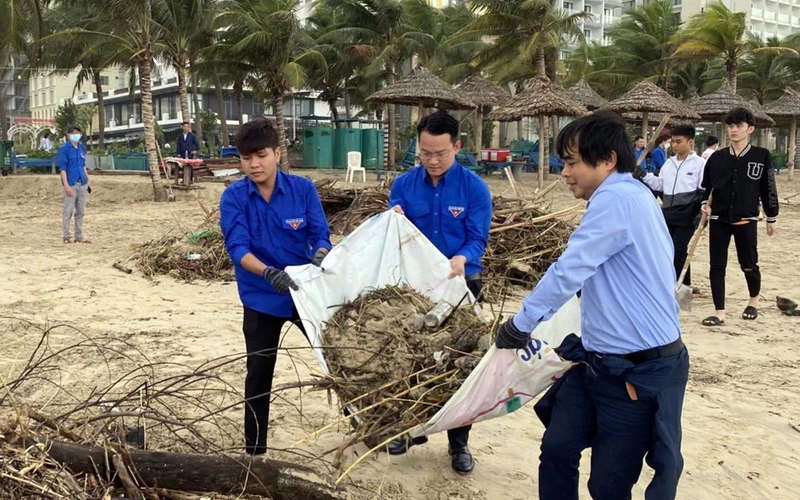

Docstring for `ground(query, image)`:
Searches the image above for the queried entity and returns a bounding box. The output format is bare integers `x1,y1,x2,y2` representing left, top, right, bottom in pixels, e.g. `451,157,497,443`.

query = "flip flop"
702,316,725,326
742,306,759,320
75,239,92,244
63,238,72,244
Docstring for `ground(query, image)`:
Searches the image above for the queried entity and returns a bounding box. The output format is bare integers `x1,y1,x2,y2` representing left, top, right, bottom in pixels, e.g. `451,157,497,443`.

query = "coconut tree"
318,0,436,168
0,0,49,140
739,35,795,105
218,0,323,169
603,0,681,90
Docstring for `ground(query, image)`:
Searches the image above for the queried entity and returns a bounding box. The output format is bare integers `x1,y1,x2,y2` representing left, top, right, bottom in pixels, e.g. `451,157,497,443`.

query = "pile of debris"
320,285,490,460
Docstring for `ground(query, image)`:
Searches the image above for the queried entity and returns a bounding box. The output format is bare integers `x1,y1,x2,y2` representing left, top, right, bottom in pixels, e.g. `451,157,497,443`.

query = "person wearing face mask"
57,125,91,244
494,112,688,500
219,118,331,455
387,109,492,475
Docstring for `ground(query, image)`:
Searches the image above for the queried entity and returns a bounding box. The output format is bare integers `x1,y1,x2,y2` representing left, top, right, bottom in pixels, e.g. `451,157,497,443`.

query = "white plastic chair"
346,151,365,183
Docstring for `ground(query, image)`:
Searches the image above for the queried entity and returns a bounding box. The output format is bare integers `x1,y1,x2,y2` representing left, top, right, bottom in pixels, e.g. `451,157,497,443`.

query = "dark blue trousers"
536,336,689,500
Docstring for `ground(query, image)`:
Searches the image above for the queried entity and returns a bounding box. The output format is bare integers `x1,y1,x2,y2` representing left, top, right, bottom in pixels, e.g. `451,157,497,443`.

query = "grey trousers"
63,183,89,240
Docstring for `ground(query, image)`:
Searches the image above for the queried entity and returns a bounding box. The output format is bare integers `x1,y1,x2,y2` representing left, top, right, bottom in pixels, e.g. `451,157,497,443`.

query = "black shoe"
449,445,474,475
387,435,429,455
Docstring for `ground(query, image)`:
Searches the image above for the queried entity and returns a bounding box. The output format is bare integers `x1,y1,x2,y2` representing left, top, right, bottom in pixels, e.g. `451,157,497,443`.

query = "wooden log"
22,437,346,500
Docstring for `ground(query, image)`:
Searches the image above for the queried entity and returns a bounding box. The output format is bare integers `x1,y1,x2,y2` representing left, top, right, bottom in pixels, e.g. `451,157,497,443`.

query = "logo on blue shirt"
448,206,465,218
285,218,304,230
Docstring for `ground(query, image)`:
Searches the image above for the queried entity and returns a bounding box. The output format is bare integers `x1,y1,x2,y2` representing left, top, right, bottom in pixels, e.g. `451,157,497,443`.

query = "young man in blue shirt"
496,112,689,500
220,118,331,455
388,110,492,475
58,125,91,244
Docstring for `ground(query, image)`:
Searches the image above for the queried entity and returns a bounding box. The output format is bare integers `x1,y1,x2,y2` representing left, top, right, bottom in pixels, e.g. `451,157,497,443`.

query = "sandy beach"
1,171,798,499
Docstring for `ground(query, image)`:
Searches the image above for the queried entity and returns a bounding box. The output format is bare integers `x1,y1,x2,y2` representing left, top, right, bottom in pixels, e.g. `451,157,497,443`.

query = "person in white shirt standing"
41,131,53,152
635,125,706,287
701,136,719,160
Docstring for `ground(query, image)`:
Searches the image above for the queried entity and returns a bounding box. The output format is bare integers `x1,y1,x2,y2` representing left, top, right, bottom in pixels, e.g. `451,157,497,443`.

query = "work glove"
311,248,327,267
262,266,298,293
495,319,530,350
633,166,648,181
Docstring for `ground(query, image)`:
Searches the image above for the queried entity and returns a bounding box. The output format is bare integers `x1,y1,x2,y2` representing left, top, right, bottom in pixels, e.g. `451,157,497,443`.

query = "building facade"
623,0,800,39
2,56,31,131
563,0,625,56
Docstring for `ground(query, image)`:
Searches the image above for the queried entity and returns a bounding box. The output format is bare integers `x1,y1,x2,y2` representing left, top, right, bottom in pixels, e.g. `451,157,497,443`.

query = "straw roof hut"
603,82,701,141
455,75,511,157
685,82,775,126
566,79,608,111
764,88,800,179
488,76,588,188
366,67,476,110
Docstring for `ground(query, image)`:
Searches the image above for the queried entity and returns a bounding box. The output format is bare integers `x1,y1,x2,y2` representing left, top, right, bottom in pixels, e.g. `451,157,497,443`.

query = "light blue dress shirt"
512,171,681,354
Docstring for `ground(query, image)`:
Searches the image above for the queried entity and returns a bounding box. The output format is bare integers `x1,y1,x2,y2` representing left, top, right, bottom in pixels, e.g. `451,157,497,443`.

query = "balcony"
778,13,790,24
765,11,777,21
793,16,800,25
585,13,602,26
752,8,764,19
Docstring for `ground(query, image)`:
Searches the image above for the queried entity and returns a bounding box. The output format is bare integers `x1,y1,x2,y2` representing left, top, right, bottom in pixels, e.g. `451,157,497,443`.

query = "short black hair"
671,125,695,140
235,118,280,155
182,121,190,126
706,136,719,147
724,107,755,127
67,125,81,133
556,111,636,173
417,110,459,143
633,135,644,142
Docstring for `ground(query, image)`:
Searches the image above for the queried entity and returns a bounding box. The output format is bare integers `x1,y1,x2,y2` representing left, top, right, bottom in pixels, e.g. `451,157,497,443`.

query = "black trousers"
709,220,760,311
446,277,483,450
242,306,305,455
668,224,694,286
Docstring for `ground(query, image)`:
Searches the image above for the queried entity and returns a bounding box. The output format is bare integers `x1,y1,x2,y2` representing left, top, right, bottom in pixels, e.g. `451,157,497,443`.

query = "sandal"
63,238,72,244
702,316,725,326
742,306,759,320
75,238,91,244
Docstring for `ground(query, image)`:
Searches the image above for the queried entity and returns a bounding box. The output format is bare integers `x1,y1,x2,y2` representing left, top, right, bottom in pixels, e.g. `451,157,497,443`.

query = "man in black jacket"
700,107,778,326
177,121,200,159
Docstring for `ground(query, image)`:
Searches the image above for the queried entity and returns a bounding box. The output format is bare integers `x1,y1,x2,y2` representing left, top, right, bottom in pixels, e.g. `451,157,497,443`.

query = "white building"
623,0,800,40
563,0,625,56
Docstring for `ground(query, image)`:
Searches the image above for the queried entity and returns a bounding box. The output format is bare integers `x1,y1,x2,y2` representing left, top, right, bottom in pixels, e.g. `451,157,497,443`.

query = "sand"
1,170,799,499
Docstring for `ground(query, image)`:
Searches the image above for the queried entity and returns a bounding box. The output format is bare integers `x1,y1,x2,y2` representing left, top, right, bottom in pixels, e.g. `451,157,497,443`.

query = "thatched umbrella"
566,79,608,111
685,82,775,127
603,82,701,142
455,75,510,158
488,76,588,189
367,67,476,167
764,88,800,180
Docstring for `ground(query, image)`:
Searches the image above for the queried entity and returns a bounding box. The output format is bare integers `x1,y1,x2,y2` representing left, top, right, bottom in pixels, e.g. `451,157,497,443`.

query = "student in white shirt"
701,135,719,160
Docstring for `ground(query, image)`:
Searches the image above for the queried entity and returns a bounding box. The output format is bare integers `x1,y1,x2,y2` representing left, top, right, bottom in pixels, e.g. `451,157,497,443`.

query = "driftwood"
22,436,346,500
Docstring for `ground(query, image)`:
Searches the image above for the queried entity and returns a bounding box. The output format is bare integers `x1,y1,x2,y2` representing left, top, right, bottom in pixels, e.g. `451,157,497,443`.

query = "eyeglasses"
419,150,452,161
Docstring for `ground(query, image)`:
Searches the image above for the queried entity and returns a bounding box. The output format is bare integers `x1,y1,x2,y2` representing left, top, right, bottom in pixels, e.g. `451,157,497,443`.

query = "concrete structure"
2,55,31,131
622,0,800,40
563,0,625,57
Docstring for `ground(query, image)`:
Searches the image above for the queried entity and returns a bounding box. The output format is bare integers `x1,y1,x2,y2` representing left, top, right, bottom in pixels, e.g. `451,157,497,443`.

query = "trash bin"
301,116,333,169
0,140,13,176
333,120,361,169
361,126,384,169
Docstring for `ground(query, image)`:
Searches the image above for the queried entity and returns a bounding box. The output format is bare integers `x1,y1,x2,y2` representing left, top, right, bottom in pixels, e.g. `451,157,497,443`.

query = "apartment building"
2,56,31,131
623,0,800,39
563,0,625,56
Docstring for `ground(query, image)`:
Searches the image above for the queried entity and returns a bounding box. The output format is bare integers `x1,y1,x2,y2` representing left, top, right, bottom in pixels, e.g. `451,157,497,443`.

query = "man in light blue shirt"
495,112,689,500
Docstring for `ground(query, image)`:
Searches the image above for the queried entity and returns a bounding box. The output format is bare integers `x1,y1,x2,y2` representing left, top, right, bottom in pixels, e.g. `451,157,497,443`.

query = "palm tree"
668,60,724,99
739,35,794,105
47,0,168,200
457,0,588,83
319,0,436,168
219,0,322,169
0,0,49,140
603,0,681,89
672,2,748,92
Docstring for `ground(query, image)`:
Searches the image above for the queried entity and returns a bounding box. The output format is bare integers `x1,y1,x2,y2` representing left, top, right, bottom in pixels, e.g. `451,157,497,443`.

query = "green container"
772,153,787,171
113,152,149,171
0,140,13,174
333,127,362,169
361,129,384,169
302,126,333,169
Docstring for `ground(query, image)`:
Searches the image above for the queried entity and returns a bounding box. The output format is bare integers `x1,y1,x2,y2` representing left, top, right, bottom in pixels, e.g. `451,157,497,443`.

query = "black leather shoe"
387,435,429,455
449,445,474,475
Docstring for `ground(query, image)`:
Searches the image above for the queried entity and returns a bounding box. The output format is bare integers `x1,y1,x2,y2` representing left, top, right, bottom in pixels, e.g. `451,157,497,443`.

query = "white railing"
793,16,800,25
752,8,763,19
779,13,790,23
765,11,777,21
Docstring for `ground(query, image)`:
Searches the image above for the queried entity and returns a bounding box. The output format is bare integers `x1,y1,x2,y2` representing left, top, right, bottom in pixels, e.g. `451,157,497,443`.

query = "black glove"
262,266,298,293
311,248,327,267
633,166,647,181
495,319,530,350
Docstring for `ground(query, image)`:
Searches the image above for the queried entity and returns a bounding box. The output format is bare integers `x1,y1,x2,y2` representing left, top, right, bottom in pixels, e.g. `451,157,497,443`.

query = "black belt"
624,337,684,365
465,272,482,282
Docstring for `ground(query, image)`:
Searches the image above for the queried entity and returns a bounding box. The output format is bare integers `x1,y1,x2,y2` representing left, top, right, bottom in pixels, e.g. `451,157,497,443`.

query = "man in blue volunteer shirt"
388,109,492,475
495,112,689,500
220,118,331,455
58,125,91,244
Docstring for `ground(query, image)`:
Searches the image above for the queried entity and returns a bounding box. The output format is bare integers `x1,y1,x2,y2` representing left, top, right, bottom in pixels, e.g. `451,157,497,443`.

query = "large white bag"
286,210,579,436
